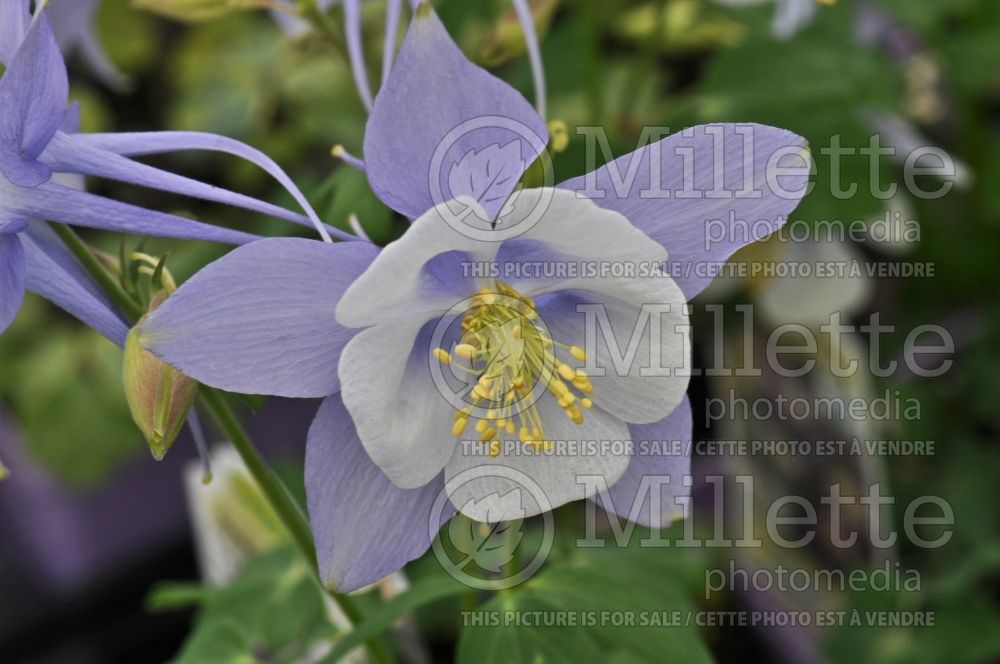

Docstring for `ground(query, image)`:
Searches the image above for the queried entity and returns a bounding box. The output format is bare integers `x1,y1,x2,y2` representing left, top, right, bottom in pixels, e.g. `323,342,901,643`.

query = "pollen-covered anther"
557,363,576,381
439,281,599,453
455,343,477,359
452,417,468,436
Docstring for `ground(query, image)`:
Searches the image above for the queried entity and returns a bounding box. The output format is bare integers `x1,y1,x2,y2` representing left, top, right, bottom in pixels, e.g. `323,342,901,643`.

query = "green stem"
53,224,393,664
50,224,145,320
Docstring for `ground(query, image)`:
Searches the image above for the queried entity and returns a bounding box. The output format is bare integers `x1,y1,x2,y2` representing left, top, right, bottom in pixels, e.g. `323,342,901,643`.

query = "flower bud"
124,293,198,460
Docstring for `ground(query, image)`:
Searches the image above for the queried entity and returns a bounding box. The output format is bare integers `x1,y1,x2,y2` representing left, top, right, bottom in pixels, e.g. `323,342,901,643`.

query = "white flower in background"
715,0,833,40
184,447,285,586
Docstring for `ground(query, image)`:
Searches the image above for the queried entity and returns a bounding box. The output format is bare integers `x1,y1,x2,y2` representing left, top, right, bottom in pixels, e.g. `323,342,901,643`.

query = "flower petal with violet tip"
0,232,26,334
141,238,379,398
0,13,68,187
364,4,547,220
445,397,631,522
338,315,459,489
593,396,692,528
559,123,810,300
306,393,454,593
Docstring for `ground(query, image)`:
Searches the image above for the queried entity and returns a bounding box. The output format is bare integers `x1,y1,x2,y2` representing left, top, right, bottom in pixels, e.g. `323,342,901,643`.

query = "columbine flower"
140,4,808,591
0,1,352,339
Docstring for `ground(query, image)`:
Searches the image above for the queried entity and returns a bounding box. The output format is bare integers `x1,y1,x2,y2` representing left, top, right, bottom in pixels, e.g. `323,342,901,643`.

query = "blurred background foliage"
1,0,999,662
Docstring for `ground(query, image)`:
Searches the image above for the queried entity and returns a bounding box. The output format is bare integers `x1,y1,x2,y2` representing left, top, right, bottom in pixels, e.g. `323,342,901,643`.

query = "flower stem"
50,224,145,321
52,224,393,664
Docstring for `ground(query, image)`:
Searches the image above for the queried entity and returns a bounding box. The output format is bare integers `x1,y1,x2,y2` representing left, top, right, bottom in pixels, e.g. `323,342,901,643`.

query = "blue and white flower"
140,4,809,591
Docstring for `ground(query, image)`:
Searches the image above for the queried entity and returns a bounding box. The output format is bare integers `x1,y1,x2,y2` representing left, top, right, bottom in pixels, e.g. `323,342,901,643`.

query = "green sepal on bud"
124,292,199,460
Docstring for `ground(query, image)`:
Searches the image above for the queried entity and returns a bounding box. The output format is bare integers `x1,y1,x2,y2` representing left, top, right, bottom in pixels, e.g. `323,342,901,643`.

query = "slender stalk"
53,224,393,663
50,224,145,320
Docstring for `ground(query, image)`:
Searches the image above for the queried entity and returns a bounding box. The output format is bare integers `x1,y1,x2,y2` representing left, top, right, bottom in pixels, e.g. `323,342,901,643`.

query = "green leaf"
458,592,602,663
321,575,471,663
526,556,712,664
457,543,712,664
165,547,335,664
171,619,259,664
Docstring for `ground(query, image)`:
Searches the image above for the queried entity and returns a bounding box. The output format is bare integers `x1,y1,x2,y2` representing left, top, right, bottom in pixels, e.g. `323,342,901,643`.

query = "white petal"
337,187,669,329
538,286,690,425
338,315,458,489
757,237,872,327
445,398,631,521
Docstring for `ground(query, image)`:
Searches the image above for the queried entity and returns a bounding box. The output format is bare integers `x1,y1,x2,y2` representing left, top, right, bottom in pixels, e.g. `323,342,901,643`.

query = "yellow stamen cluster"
434,281,596,457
